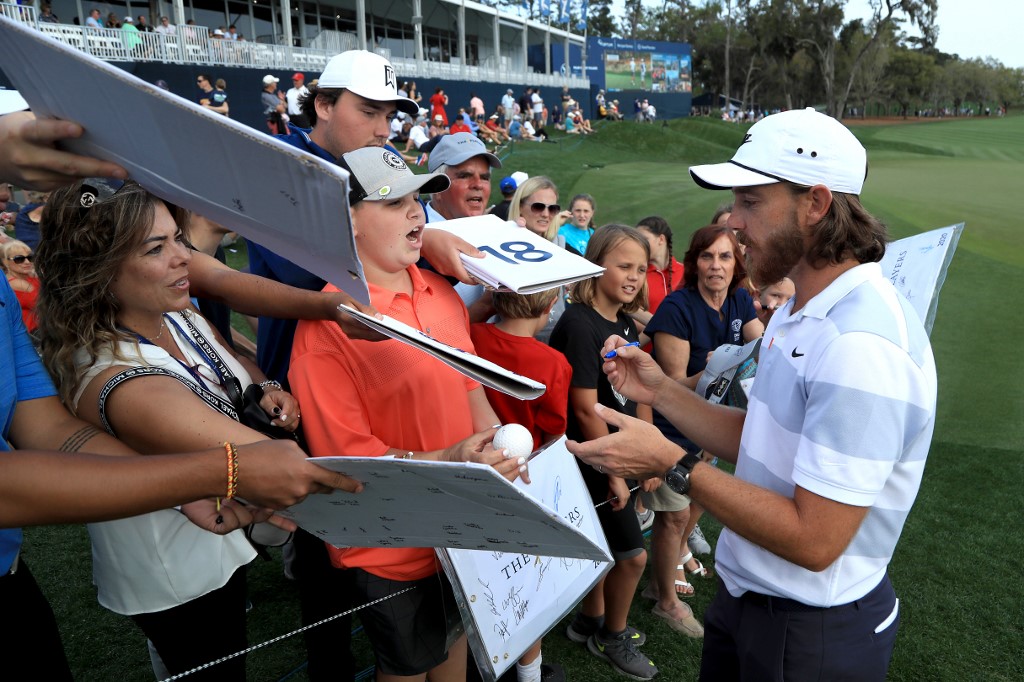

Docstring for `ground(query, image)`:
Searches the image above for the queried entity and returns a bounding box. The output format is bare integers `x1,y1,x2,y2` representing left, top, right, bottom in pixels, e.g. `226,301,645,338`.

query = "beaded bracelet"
216,442,239,524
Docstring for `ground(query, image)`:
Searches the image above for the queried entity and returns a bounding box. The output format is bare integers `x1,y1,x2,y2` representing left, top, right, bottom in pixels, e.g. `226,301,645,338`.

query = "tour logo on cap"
384,65,396,91
382,150,407,170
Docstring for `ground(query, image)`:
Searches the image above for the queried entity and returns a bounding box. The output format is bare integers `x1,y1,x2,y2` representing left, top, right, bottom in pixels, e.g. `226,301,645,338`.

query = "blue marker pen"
604,341,640,359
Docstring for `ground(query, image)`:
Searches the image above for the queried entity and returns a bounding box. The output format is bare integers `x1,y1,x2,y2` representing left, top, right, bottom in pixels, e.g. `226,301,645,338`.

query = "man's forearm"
189,253,333,320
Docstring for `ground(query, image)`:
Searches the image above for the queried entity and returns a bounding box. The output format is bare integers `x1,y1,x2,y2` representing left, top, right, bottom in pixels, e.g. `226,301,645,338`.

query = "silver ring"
597,465,604,474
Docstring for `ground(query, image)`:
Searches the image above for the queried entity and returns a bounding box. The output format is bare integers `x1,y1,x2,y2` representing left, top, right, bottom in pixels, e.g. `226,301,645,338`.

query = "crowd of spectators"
0,34,930,682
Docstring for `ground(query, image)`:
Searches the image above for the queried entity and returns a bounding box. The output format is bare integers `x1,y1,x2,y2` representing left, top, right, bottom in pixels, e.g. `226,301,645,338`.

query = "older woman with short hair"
35,178,299,681
640,224,763,631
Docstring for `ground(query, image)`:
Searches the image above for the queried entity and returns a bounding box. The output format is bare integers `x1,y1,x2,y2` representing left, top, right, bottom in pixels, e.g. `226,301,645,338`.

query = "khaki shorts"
640,482,691,512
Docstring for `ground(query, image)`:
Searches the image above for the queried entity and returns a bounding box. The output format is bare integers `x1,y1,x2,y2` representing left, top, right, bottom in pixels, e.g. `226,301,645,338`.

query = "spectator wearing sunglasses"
1,239,38,332
14,191,47,252
507,176,572,343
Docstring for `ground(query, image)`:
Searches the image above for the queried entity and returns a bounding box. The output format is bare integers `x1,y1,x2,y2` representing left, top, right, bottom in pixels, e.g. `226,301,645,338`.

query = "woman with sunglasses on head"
34,178,301,681
1,239,39,333
508,176,572,343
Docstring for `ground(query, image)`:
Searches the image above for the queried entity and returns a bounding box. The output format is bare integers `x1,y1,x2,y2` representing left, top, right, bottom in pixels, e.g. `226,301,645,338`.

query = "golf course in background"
26,114,1024,680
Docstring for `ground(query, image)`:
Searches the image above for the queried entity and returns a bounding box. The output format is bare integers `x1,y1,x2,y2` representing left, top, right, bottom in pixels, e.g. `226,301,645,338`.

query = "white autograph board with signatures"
440,437,612,682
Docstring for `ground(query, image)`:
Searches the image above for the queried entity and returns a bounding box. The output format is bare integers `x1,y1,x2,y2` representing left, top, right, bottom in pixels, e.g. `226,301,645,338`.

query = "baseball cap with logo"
317,50,418,117
339,147,450,206
427,132,502,173
689,108,868,195
499,177,517,194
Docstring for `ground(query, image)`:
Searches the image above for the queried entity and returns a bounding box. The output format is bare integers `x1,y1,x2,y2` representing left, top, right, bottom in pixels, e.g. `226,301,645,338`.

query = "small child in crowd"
470,287,572,682
549,224,659,680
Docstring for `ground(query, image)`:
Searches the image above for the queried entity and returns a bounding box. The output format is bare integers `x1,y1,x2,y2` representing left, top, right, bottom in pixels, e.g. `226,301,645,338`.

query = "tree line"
510,0,1023,118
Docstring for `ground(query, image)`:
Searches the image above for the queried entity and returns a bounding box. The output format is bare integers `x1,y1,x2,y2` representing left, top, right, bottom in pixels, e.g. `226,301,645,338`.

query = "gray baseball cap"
340,147,450,205
427,132,502,173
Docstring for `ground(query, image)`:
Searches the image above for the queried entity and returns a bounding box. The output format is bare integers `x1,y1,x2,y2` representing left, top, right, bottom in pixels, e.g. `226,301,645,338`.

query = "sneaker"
567,613,647,647
587,630,659,679
688,524,711,555
566,612,601,643
637,508,655,531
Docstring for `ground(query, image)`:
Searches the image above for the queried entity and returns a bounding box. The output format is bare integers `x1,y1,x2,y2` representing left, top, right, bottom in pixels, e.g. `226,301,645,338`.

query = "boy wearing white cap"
569,108,937,681
290,148,523,681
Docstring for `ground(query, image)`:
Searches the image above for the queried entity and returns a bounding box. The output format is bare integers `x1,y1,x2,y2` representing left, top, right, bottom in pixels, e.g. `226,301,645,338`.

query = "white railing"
3,4,587,88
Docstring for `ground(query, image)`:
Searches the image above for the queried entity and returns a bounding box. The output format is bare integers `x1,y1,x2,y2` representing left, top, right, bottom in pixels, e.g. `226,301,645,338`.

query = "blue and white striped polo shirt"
717,262,937,607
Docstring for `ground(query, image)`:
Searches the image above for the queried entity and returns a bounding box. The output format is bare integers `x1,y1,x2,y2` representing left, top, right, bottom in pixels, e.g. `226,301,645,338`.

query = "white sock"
517,653,542,682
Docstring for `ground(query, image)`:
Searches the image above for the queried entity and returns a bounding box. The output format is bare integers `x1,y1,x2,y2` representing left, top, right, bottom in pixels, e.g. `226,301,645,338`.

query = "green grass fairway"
27,114,1024,680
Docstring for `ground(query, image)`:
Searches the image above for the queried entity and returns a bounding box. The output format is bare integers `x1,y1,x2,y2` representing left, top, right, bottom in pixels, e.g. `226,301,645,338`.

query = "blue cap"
500,177,517,194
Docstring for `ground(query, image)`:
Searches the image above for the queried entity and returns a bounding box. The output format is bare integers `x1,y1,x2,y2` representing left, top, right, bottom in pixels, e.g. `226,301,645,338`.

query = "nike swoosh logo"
791,348,805,358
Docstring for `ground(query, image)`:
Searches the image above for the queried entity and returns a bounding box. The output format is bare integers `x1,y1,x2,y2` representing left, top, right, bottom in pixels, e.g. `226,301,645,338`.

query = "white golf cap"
318,50,418,117
689,108,868,195
340,147,450,205
262,74,279,86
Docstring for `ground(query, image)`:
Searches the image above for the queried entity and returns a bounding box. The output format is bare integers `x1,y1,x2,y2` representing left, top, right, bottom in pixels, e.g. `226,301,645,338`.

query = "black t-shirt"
549,302,638,443
488,199,512,221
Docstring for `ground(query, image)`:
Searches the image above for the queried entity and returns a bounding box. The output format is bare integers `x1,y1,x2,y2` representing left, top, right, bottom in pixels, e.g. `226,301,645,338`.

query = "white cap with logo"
318,50,418,117
689,108,868,195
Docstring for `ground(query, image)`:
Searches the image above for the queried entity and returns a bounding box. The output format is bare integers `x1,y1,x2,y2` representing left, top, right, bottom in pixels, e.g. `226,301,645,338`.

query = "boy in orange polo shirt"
290,147,524,681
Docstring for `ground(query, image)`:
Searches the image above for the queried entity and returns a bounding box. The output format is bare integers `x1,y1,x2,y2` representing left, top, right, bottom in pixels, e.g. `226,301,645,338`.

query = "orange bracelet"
225,442,239,500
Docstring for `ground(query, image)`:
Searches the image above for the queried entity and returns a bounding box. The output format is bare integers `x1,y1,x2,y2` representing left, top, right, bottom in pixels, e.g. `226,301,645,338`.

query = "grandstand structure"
0,0,589,89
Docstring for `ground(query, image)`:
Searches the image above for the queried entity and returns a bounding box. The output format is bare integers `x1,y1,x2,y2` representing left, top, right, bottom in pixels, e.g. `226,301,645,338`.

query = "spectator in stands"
469,92,485,119
136,15,153,32
501,88,515,126
400,118,431,164
155,16,174,35
430,114,447,138
39,4,59,23
488,176,517,221
120,17,143,55
484,113,510,143
196,74,228,116
509,114,523,140
424,132,502,322
531,88,545,125
429,86,449,126
449,109,472,134
85,8,103,28
407,81,422,106
14,191,46,252
0,182,20,220
1,239,38,333
106,12,121,28
261,75,285,134
227,25,239,40
519,88,533,121
558,194,596,256
608,99,624,120
286,73,310,128
522,117,540,141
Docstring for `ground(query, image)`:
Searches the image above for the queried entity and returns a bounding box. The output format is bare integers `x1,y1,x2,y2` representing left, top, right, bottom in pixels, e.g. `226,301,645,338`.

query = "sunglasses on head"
7,254,32,264
528,202,560,214
78,178,128,217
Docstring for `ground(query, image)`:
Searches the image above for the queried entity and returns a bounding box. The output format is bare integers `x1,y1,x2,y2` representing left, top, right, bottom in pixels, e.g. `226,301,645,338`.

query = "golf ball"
492,424,533,458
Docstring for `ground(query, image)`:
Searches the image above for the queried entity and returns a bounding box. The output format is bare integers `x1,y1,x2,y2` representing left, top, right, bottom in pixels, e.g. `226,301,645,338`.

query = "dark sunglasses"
78,178,128,216
528,202,561,214
7,254,33,264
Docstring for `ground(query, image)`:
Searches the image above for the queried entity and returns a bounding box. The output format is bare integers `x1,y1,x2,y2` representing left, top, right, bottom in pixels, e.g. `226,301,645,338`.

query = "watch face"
666,467,689,495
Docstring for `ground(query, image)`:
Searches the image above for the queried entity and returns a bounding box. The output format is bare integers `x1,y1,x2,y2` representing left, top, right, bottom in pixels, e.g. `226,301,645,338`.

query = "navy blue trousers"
700,574,900,681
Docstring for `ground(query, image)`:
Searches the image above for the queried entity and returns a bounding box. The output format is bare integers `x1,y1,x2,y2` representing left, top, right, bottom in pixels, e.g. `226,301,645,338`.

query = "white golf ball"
492,424,533,458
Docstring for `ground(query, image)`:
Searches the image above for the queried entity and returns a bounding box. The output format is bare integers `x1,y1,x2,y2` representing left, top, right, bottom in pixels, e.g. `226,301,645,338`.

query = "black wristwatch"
664,452,703,495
